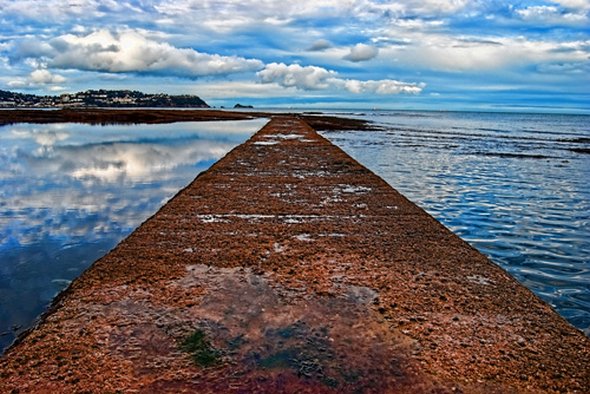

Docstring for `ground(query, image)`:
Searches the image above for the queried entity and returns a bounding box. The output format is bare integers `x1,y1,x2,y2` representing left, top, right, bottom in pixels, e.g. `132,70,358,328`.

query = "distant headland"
0,89,209,108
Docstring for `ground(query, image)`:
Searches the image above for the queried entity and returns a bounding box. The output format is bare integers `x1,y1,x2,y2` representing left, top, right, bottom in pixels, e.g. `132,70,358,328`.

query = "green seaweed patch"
181,329,222,367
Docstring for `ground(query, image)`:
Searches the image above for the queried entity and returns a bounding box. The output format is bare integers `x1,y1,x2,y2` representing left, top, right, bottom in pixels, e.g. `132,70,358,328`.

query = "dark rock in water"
234,103,254,109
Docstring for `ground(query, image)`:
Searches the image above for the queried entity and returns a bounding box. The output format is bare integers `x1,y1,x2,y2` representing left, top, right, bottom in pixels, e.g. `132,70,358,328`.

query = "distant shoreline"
0,108,378,131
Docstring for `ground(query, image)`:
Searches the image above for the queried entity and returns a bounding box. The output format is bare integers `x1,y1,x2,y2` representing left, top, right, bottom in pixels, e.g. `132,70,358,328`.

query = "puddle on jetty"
90,265,440,392
320,110,590,335
0,119,267,353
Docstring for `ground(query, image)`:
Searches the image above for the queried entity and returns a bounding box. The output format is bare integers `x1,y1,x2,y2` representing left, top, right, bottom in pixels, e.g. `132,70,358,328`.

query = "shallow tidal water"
0,119,266,352
1,111,588,355
320,110,590,336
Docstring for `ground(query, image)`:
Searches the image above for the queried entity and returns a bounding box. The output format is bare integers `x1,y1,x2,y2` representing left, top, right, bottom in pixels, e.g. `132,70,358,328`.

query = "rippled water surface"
320,111,590,335
0,119,266,352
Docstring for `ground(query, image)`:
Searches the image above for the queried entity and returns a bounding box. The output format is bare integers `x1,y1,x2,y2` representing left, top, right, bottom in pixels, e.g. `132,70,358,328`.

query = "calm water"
0,119,266,352
1,112,588,355
320,110,590,335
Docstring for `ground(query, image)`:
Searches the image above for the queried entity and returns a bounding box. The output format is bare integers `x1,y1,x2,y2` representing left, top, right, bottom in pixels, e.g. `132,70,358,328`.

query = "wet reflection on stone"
0,119,267,352
102,265,431,392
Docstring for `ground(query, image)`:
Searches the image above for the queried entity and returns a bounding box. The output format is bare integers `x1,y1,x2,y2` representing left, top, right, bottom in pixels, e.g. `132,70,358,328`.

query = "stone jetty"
1,117,588,393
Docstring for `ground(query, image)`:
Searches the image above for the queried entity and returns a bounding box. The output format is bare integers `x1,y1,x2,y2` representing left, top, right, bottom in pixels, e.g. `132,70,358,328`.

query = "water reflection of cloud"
63,140,232,182
10,128,70,148
18,138,232,182
1,120,268,353
0,120,268,242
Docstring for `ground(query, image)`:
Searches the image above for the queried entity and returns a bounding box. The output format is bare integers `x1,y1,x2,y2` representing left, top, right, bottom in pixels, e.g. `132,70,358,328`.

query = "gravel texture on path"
1,116,588,393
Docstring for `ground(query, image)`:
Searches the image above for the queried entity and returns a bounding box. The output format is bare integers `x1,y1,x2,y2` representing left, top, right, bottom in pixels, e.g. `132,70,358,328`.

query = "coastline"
0,108,378,132
1,116,588,392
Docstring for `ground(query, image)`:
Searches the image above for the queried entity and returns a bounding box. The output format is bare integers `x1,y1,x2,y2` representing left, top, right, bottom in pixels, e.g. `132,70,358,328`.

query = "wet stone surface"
1,116,589,393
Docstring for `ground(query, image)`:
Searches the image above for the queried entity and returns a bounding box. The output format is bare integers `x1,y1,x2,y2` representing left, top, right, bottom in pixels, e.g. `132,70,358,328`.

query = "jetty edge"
0,116,588,393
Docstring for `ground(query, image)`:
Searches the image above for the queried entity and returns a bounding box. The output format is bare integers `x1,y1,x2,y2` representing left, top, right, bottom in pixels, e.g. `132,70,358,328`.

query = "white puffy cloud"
28,69,66,84
18,29,264,78
7,69,66,89
343,43,379,62
257,63,338,90
257,62,424,94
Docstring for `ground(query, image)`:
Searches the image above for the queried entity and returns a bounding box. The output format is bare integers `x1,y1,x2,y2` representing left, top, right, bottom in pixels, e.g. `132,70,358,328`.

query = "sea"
319,110,589,336
0,110,588,353
0,118,267,352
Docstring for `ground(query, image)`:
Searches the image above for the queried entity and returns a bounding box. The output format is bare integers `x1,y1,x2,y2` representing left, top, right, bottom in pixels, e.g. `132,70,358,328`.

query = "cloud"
376,30,590,72
399,0,471,14
66,141,231,182
257,62,424,94
257,63,338,90
16,29,264,78
0,41,12,52
343,43,379,62
28,69,66,84
0,0,587,109
342,79,424,94
3,121,265,187
537,61,590,74
308,39,332,51
10,128,70,148
7,69,66,89
551,0,590,10
354,0,470,18
0,0,147,22
194,81,299,99
153,0,472,22
516,5,588,25
0,0,474,28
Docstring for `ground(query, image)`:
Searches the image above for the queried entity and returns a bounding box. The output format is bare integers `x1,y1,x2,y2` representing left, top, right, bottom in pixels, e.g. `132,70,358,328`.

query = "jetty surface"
1,117,588,393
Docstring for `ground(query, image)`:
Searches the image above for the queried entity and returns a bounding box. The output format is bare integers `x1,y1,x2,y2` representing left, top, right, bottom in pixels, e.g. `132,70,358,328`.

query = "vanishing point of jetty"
1,116,588,393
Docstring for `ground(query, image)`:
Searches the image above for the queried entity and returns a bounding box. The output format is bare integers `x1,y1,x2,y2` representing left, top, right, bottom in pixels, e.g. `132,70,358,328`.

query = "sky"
0,0,589,112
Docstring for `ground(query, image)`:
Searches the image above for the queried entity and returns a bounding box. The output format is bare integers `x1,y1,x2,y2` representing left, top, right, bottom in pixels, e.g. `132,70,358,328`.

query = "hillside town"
0,89,209,108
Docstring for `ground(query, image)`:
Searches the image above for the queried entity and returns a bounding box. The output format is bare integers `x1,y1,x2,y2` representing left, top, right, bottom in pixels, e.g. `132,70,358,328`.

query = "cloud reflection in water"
0,119,267,352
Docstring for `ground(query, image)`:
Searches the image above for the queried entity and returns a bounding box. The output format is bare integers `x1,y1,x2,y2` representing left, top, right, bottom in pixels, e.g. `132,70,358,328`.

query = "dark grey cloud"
343,43,379,62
